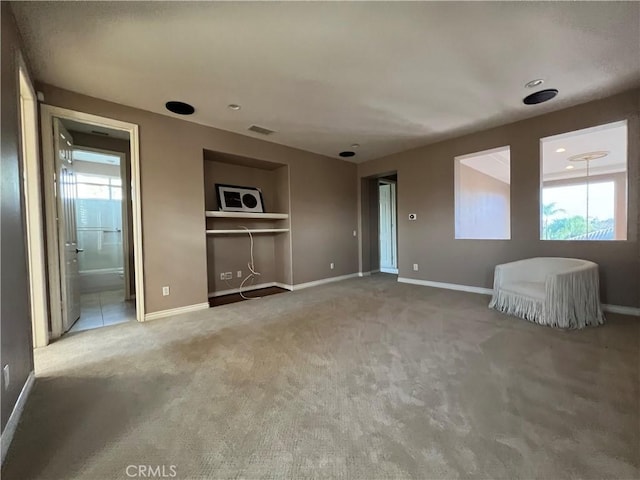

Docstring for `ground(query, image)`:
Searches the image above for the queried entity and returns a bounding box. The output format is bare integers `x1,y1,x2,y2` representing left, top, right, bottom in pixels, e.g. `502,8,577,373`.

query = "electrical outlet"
224,272,233,280
413,264,419,271
330,262,335,270
162,286,170,296
353,230,357,237
220,273,225,281
3,365,9,390
237,271,242,278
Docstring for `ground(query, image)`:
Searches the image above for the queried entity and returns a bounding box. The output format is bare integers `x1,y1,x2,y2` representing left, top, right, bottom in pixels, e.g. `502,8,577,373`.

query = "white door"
54,119,81,332
379,181,397,273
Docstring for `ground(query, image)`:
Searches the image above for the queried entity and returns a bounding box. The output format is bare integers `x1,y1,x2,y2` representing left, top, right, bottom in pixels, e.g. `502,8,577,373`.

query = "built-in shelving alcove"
203,150,292,300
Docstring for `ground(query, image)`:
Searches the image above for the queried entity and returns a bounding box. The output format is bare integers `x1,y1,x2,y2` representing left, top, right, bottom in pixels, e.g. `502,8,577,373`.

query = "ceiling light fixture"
228,104,241,111
568,151,609,162
555,147,566,153
351,144,360,149
523,89,558,105
165,101,195,115
566,165,574,170
339,151,356,158
525,79,544,88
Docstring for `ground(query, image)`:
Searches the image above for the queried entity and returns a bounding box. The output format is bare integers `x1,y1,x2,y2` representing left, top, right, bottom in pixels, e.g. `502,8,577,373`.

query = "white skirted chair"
489,257,605,329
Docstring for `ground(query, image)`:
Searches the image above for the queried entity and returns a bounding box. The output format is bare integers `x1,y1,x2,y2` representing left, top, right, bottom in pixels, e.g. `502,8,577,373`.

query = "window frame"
539,120,628,242
454,145,511,240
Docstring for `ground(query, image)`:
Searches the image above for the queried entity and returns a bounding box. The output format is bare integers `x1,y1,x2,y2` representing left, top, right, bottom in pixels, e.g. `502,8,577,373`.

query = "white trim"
398,278,640,316
209,282,296,298
397,277,494,295
40,105,145,336
209,282,276,298
206,228,289,234
602,304,640,317
380,267,399,274
205,211,288,219
17,56,49,348
358,271,371,277
274,282,293,291
291,273,360,291
143,302,209,321
209,281,294,297
1,372,35,465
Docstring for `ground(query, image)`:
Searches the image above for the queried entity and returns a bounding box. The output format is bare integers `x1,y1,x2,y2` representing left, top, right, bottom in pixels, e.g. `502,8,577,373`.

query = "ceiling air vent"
248,125,275,135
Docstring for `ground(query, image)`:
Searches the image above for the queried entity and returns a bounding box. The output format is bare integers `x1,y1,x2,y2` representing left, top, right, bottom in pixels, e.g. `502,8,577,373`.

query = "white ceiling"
12,2,640,163
542,121,628,181
458,147,510,184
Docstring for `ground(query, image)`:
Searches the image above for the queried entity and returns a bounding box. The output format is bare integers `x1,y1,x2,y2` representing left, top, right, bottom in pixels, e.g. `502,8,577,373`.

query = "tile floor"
68,289,136,333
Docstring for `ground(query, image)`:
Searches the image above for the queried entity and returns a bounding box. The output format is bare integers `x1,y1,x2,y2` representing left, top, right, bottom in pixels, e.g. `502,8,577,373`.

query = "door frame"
40,105,145,339
378,179,398,274
17,55,49,348
72,145,132,300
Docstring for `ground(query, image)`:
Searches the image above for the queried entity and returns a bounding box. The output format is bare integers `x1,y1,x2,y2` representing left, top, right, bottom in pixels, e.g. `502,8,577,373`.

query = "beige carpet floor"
2,274,639,479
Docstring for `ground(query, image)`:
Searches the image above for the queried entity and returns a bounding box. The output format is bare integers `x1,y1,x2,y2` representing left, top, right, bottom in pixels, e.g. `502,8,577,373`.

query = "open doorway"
379,175,398,274
40,106,144,340
66,131,135,332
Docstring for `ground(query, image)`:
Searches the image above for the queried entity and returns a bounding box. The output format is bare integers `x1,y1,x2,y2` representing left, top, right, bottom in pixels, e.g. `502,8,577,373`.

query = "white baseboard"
144,302,209,321
398,277,493,295
397,277,640,316
1,371,35,465
380,267,399,274
602,304,640,316
209,274,360,296
209,282,294,298
292,273,360,291
209,282,274,298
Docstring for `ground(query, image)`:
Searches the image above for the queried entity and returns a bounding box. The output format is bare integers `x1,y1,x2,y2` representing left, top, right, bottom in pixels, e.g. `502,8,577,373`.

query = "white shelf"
205,211,289,220
206,228,290,235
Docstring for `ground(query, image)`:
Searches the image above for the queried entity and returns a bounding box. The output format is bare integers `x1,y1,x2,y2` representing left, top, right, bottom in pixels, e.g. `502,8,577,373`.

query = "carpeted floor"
2,275,639,479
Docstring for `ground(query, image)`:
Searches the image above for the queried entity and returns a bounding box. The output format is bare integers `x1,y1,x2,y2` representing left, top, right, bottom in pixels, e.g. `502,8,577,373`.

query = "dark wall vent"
248,125,275,135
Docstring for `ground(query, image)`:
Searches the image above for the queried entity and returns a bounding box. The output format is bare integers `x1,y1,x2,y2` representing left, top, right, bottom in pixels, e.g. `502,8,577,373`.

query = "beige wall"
456,164,510,239
37,84,359,313
359,89,640,308
1,3,34,432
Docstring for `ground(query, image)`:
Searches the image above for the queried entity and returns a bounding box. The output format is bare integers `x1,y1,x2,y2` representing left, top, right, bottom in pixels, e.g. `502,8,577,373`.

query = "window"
75,173,122,200
455,146,510,239
540,121,627,240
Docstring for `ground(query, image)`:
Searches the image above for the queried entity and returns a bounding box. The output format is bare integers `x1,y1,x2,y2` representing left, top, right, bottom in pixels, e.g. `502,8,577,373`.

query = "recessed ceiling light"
566,165,574,170
525,79,544,88
339,151,356,158
523,89,558,105
228,104,241,111
555,147,566,153
351,144,360,149
166,101,195,115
